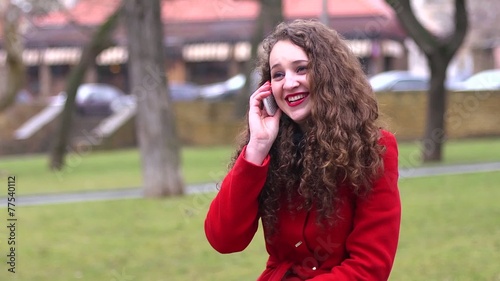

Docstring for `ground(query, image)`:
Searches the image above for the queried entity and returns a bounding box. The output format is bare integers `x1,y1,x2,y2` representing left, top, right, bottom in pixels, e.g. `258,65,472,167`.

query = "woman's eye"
272,72,284,79
297,66,307,73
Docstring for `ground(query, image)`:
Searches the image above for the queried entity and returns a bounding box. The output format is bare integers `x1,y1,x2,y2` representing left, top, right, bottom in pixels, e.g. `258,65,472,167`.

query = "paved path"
2,162,500,207
398,161,500,178
1,183,217,207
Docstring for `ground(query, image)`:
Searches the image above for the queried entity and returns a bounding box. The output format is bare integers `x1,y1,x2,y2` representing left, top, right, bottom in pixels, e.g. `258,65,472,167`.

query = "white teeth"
288,94,306,102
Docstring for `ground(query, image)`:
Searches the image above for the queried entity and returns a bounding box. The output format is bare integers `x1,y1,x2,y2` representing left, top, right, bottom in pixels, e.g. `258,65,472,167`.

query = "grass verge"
0,171,498,280
0,137,499,196
0,146,234,196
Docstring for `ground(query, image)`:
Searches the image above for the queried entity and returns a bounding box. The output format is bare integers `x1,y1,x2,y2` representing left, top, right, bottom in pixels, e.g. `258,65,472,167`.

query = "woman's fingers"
247,80,281,150
249,81,273,115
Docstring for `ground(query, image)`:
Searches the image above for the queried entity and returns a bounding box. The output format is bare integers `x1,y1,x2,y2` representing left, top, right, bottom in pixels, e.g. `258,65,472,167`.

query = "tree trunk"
49,7,121,170
386,0,468,163
234,0,283,118
124,0,184,197
422,52,449,161
0,2,25,112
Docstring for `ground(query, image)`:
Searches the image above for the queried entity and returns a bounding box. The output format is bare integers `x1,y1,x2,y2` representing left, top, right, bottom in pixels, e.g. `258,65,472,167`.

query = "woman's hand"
245,81,282,165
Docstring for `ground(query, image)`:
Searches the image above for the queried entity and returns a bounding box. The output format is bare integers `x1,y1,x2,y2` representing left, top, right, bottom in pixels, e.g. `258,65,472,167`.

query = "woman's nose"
283,74,299,90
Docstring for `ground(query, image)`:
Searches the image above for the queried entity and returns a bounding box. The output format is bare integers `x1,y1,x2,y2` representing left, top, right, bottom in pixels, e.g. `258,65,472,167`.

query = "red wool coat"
205,130,401,280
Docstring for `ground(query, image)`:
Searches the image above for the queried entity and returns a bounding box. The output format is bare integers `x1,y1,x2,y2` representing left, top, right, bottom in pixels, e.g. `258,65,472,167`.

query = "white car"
199,74,246,100
369,71,429,92
451,69,500,91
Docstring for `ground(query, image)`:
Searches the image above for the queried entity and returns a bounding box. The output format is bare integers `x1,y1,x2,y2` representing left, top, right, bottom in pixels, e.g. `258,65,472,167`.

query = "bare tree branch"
49,5,122,170
234,0,283,118
0,2,25,112
386,0,440,53
445,0,468,56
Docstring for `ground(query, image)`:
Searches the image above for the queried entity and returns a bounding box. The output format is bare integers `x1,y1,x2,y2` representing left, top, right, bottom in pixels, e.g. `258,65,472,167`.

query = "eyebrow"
271,59,309,70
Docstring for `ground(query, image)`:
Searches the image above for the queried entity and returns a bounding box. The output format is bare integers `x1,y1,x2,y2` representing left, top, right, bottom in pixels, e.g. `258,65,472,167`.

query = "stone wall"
174,90,500,144
174,101,245,146
0,90,499,155
377,90,500,140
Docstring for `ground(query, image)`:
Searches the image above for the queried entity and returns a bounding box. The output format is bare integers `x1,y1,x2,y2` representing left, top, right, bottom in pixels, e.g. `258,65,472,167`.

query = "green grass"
0,171,498,281
0,146,234,196
0,138,499,196
393,172,500,281
398,137,500,167
1,194,267,281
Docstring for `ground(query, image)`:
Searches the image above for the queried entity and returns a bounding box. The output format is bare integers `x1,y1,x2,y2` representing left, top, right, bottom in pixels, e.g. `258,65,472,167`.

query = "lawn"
0,171,498,281
394,172,500,280
398,137,500,168
0,146,234,196
0,137,499,196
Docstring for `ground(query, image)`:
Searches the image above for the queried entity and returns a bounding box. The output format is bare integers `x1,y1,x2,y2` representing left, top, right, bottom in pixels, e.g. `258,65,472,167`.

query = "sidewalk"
2,162,500,207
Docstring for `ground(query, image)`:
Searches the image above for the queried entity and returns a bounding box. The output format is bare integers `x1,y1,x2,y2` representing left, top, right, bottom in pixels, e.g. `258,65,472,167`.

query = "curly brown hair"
230,19,384,235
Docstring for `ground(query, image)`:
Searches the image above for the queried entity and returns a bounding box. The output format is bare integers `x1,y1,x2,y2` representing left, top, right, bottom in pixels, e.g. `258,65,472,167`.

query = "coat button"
312,267,317,270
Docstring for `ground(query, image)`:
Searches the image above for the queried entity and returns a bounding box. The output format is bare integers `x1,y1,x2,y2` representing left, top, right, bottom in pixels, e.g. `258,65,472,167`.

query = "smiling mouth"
286,93,309,106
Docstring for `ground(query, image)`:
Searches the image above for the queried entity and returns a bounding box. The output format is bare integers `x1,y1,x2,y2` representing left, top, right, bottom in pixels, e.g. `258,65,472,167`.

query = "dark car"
109,82,202,113
51,83,127,116
74,83,126,116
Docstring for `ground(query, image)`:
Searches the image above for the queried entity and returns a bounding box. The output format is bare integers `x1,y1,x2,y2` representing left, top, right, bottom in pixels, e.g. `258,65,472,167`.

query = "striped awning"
181,40,404,62
0,40,403,66
0,46,128,66
181,42,252,62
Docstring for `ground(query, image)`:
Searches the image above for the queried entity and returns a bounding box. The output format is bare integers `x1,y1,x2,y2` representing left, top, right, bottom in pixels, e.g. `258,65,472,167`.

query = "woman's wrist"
245,140,271,165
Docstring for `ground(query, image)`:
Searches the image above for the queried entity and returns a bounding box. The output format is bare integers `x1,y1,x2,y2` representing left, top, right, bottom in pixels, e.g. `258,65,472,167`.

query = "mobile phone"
263,95,278,116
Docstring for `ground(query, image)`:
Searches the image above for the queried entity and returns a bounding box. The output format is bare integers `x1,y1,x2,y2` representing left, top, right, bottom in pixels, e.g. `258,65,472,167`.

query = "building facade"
0,0,409,99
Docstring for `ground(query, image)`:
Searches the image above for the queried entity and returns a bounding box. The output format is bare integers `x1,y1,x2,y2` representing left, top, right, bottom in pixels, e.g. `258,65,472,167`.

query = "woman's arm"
309,130,401,281
204,146,270,253
206,81,280,254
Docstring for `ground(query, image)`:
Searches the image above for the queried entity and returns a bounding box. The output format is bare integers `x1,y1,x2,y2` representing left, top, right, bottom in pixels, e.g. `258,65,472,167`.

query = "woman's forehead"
269,40,308,65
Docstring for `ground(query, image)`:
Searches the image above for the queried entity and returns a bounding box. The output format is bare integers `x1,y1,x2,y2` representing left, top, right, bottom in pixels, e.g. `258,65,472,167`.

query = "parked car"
16,89,34,104
110,94,136,113
369,70,429,92
75,83,127,116
109,82,202,112
450,69,500,91
51,83,127,116
199,74,246,100
169,82,201,101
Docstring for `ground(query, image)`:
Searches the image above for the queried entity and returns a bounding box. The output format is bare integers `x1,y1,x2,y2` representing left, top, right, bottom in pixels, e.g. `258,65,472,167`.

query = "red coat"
205,130,401,280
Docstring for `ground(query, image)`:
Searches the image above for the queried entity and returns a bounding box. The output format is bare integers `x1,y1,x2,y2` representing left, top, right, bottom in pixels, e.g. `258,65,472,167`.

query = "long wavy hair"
229,19,384,235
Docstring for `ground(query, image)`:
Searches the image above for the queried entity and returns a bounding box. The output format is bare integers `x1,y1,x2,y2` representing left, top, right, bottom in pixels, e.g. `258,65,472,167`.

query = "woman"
205,19,401,281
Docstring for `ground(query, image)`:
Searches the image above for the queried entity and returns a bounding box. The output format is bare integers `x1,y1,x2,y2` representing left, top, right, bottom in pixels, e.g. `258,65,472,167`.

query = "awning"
0,46,128,66
0,40,403,66
181,39,404,62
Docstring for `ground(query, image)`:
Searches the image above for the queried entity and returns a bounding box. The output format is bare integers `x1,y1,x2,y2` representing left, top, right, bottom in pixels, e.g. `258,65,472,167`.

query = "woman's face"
269,40,311,129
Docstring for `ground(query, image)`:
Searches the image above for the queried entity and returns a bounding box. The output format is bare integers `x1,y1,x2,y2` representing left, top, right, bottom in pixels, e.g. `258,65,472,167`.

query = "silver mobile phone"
263,95,278,116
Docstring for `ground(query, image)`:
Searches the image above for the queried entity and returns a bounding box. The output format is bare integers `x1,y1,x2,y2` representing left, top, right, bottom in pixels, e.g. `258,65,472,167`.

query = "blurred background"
0,0,499,154
0,0,499,280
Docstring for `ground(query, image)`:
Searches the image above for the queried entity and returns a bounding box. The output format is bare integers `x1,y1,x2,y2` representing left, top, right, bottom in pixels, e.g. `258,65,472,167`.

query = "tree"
0,0,25,112
49,6,122,170
0,0,86,113
124,0,184,197
234,0,283,117
386,0,468,162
